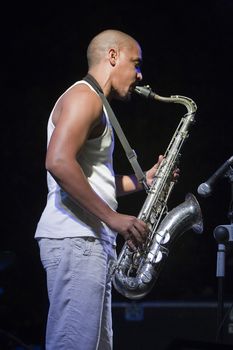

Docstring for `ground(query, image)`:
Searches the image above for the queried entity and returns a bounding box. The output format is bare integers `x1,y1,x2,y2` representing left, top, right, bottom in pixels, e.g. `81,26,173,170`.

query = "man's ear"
109,48,118,66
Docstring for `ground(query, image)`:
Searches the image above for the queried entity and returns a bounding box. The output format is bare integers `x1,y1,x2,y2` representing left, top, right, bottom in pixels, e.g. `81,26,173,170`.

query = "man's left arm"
115,155,164,197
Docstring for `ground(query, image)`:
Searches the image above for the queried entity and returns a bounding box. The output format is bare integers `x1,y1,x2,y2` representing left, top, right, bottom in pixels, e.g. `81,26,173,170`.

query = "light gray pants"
38,237,116,350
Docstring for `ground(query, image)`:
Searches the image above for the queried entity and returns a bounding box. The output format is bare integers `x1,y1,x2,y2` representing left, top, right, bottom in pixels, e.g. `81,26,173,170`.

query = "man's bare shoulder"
61,82,101,106
52,82,103,126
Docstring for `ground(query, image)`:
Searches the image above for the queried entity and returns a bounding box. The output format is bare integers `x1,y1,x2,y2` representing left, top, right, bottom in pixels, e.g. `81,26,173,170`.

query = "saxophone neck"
134,85,197,115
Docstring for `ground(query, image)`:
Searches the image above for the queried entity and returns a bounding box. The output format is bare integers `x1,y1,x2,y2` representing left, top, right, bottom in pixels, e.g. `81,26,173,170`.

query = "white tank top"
35,80,118,245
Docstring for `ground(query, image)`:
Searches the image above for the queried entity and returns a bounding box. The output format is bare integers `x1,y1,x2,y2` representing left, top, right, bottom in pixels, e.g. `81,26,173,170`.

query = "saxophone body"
112,86,203,300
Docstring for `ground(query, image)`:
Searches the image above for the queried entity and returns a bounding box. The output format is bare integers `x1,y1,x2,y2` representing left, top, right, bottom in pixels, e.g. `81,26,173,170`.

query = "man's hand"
145,154,180,187
145,155,164,186
107,212,149,251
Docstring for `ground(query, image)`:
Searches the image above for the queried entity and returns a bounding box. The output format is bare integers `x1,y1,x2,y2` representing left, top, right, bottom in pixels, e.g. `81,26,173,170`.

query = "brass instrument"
112,85,203,300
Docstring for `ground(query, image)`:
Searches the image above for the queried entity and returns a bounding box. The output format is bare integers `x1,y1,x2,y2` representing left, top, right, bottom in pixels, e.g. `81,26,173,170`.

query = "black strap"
83,74,148,189
83,74,104,94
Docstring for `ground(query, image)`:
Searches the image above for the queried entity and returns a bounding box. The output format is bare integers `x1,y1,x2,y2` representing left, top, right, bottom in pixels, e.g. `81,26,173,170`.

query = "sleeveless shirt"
35,80,118,245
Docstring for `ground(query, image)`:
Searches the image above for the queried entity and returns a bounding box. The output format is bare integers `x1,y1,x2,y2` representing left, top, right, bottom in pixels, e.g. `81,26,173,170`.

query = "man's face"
112,42,143,100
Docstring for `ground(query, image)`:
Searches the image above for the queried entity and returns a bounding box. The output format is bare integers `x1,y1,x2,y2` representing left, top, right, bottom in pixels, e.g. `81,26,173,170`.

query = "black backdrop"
2,0,233,348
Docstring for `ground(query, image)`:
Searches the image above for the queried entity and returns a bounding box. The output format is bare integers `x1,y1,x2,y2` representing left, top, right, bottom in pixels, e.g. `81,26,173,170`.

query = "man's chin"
115,92,132,102
123,89,133,101
125,92,132,101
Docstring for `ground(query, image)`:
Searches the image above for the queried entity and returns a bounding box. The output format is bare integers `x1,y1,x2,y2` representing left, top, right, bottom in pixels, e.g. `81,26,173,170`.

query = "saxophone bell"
112,193,203,300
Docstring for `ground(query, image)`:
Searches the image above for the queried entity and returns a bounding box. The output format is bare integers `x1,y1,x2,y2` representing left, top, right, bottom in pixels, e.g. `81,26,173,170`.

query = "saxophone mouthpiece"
134,85,156,99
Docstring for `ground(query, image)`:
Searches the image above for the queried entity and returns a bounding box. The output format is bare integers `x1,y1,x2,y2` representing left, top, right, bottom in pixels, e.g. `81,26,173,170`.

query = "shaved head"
87,29,140,68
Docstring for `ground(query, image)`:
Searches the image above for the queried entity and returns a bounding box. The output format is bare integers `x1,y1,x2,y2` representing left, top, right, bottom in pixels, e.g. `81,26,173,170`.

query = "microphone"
213,225,233,243
197,155,233,197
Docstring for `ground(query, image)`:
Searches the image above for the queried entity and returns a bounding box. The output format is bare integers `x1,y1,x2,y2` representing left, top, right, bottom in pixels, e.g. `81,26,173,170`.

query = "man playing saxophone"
35,29,174,350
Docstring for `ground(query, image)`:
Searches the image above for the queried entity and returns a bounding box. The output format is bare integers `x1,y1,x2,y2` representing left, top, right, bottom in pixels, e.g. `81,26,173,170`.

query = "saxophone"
112,85,203,300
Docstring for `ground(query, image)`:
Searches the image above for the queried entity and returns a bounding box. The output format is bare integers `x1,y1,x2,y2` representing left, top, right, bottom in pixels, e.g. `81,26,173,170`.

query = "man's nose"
137,72,143,81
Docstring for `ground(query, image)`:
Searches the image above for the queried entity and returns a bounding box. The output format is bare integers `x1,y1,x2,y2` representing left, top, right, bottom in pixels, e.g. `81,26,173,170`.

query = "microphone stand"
215,242,225,343
213,166,233,343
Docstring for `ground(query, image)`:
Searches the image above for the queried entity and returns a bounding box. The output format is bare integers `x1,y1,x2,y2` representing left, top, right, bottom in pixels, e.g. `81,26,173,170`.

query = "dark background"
2,0,233,348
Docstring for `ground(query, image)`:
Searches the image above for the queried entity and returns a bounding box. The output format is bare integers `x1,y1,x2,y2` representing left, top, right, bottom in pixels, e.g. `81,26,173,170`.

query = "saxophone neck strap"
83,74,147,187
